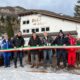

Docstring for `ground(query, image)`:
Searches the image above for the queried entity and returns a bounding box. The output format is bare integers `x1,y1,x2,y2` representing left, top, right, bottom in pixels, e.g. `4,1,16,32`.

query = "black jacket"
13,35,25,47
52,36,67,51
28,36,41,46
53,36,67,45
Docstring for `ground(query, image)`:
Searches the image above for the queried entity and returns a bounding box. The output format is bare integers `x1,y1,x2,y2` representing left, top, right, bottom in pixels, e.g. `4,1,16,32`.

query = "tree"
6,16,14,38
0,16,4,23
74,0,80,18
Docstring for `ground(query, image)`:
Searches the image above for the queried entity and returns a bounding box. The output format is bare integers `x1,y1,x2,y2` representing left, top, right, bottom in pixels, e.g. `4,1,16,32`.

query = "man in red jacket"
67,34,76,68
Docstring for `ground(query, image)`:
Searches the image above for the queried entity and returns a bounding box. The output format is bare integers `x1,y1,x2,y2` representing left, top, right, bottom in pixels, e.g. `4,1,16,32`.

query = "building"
18,10,80,45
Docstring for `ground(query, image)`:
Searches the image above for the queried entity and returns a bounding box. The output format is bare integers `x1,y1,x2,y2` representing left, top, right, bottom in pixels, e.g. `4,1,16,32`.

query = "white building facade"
19,10,80,45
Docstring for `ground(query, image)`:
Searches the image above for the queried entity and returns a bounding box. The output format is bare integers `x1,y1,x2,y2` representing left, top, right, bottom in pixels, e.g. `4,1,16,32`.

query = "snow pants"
68,52,76,66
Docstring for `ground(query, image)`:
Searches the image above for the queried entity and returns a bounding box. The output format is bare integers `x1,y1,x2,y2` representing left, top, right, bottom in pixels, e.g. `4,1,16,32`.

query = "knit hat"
59,30,64,35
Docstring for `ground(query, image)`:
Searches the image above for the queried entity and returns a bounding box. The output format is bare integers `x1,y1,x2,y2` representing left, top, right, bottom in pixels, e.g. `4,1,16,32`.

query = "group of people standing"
28,30,77,70
0,30,77,70
1,31,24,68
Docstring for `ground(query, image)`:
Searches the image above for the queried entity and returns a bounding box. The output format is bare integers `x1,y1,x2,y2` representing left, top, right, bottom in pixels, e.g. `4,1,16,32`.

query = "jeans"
43,49,53,65
4,56,10,67
56,49,67,67
31,51,39,65
14,51,23,66
31,54,39,65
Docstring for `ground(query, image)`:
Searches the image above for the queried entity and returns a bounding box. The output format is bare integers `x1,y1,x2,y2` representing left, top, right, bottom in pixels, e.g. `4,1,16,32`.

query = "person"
2,33,11,67
42,32,53,69
53,30,68,69
76,38,80,66
64,34,70,63
28,32,41,68
0,34,5,57
67,33,76,69
13,31,25,68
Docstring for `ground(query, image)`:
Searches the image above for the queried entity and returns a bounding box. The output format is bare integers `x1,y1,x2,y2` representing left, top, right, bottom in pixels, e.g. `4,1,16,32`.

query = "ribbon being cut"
0,45,80,53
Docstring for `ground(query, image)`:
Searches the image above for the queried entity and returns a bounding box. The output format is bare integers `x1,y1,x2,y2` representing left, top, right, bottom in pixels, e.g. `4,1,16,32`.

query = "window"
32,29,35,32
26,20,29,24
36,28,39,32
23,20,30,24
23,30,26,33
26,29,29,33
41,28,45,32
23,21,26,24
46,27,49,31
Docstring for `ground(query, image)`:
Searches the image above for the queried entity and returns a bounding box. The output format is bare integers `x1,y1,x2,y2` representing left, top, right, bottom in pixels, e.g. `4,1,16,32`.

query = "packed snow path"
0,65,80,80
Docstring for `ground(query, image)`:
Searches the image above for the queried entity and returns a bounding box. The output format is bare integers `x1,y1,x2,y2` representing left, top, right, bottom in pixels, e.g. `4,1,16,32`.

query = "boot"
35,64,39,68
20,64,24,67
55,66,60,70
14,65,17,68
31,64,35,68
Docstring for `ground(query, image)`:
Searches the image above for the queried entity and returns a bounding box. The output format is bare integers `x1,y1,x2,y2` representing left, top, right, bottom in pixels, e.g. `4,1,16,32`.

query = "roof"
18,9,80,23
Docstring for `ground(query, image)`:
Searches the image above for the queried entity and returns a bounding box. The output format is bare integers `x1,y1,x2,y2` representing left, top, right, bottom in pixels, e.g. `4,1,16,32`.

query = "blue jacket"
2,39,11,58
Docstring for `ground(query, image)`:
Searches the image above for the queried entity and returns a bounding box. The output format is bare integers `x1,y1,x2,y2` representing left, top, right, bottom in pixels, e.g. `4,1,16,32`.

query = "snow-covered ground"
0,64,80,80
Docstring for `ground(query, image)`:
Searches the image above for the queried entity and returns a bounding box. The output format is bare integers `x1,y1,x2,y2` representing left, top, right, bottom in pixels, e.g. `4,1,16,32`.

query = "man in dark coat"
13,31,25,68
28,32,41,68
53,30,68,69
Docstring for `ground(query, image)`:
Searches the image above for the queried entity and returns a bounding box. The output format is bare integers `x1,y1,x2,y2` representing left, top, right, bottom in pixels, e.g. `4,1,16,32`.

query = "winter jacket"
68,37,76,52
53,35,68,51
28,36,42,54
28,36,41,46
13,35,25,47
2,39,11,58
53,36,67,45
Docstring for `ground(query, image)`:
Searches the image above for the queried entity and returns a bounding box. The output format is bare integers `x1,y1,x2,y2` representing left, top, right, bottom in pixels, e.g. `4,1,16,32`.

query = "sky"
0,0,78,16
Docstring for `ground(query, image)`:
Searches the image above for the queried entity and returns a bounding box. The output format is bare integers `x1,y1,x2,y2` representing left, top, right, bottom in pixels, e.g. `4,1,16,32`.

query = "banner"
0,45,80,52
